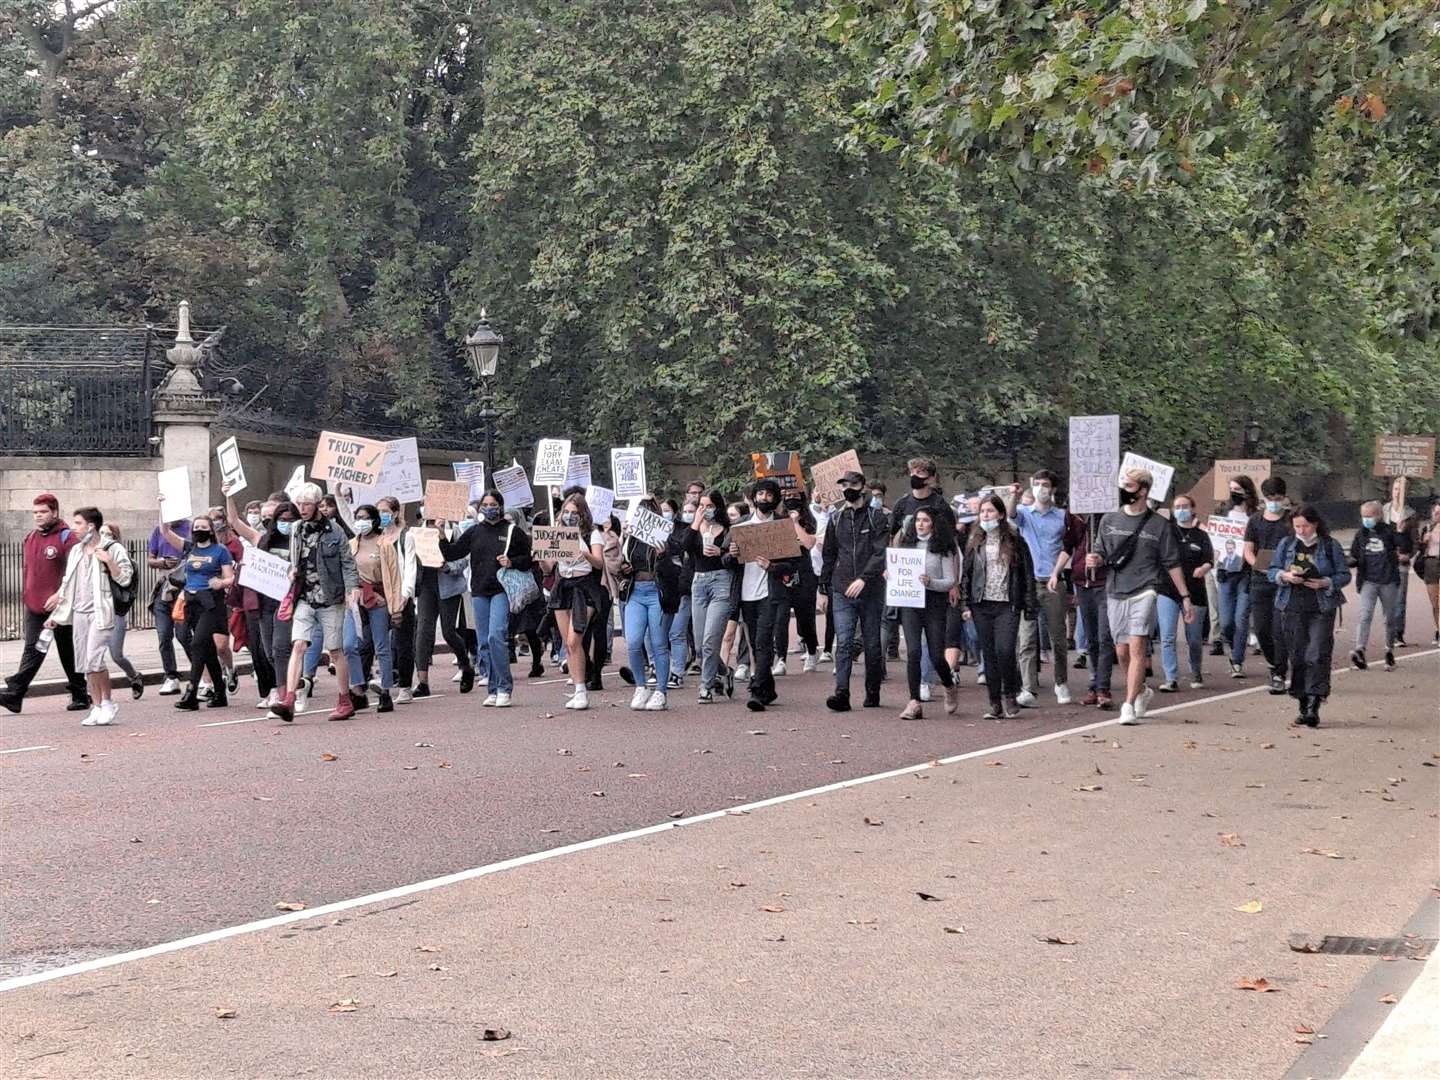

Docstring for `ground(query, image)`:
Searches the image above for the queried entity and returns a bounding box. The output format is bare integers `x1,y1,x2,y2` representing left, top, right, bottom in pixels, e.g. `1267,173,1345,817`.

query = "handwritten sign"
453,460,486,502
492,463,534,509
215,437,247,496
565,454,591,490
729,518,801,563
283,465,306,501
884,547,926,609
347,437,422,505
1373,435,1436,478
610,447,647,499
532,525,585,562
157,466,193,522
1069,415,1120,514
751,450,805,494
1211,459,1271,500
626,503,674,548
1117,451,1175,503
238,546,292,602
810,449,861,507
423,479,471,523
534,438,572,486
411,526,445,569
312,430,387,488
1203,515,1247,567
585,485,616,526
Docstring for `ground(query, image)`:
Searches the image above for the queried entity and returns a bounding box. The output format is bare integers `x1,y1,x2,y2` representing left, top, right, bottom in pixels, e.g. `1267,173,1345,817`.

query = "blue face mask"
379,511,394,528
703,508,716,522
456,518,474,533
1361,516,1376,529
354,519,374,536
681,510,695,524
661,509,675,522
481,507,502,523
870,496,883,510
1265,501,1283,514
980,518,1000,533
276,520,292,537
1175,509,1194,524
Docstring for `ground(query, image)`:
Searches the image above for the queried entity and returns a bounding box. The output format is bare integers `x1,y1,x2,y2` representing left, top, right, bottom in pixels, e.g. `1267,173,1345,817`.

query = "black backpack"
104,540,136,616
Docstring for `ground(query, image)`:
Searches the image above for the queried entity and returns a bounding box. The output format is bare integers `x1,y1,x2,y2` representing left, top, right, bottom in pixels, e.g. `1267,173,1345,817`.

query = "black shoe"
1073,654,1088,670
722,667,735,699
1268,672,1288,695
206,689,228,709
561,661,569,676
863,693,881,708
1394,633,1407,647
826,692,851,712
618,666,636,686
377,690,394,713
746,697,766,712
526,664,543,680
1209,641,1226,656
1305,697,1322,727
349,690,369,711
130,679,145,700
0,690,21,714
587,676,603,692
410,682,430,699
225,668,240,694
1144,665,1153,678
174,689,200,711
1350,649,1367,670
508,648,518,664
1384,649,1396,671
198,684,214,700
66,697,91,712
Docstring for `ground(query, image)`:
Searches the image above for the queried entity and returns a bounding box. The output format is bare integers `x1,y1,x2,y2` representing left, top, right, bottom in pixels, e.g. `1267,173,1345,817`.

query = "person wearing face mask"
894,508,960,719
1212,475,1260,659
335,504,396,712
1054,513,1115,709
1418,499,1440,646
889,459,956,690
156,506,236,712
146,502,193,697
1239,477,1293,692
821,470,890,711
95,523,145,701
687,489,734,703
203,506,244,700
812,494,836,665
414,508,478,698
656,497,694,691
771,489,819,678
370,496,419,703
1269,506,1350,726
229,496,298,715
1085,469,1195,725
867,482,889,515
1347,499,1409,672
1012,469,1083,707
720,500,751,684
1381,477,1418,646
1156,495,1212,692
617,496,676,711
959,494,1036,718
540,493,606,710
726,479,801,713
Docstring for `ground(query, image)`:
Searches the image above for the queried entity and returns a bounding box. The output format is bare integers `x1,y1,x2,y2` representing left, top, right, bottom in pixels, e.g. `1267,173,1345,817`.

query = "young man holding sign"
727,479,807,713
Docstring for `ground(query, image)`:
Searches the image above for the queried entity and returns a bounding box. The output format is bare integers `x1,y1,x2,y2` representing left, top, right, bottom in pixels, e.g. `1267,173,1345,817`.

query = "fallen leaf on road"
373,971,397,978
916,892,943,902
747,729,767,736
1183,740,1198,750
1295,1024,1315,1034
829,759,846,765
428,964,446,971
943,926,966,934
1235,900,1264,914
414,742,433,748
668,811,684,819
591,791,605,797
214,1008,237,1019
1094,763,1104,775
1038,935,1078,945
1301,848,1343,859
1246,783,1266,789
482,1027,511,1041
627,773,648,779
763,935,786,942
1219,833,1245,847
863,817,884,827
1378,994,1398,1004
129,837,142,844
1235,978,1278,992
1076,784,1103,792
437,761,451,769
1288,935,1322,953
1261,742,1275,749
275,901,306,912
760,905,785,913
252,796,274,801
556,748,573,755
328,999,361,1013
728,881,747,888
417,945,440,953
540,828,559,834
320,753,339,762
402,766,419,771
986,760,1006,767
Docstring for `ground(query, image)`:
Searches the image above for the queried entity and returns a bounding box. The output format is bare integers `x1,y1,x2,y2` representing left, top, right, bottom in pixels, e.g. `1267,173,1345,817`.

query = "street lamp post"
1243,418,1262,458
465,309,504,478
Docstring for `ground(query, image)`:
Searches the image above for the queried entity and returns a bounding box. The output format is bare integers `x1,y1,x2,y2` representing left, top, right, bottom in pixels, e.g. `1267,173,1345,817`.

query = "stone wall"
0,456,165,542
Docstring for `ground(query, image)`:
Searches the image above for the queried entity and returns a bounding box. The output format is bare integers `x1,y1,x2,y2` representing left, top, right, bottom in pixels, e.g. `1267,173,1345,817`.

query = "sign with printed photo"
751,450,806,494
565,454,592,490
492,463,535,510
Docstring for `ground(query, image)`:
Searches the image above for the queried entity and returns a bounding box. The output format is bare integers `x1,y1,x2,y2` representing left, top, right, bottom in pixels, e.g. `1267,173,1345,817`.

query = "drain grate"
1291,934,1436,957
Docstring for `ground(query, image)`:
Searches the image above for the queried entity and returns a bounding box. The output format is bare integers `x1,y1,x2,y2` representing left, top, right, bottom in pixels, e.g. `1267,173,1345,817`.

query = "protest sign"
424,479,472,523
237,547,292,602
1211,459,1271,500
565,454,592,490
885,547,926,609
411,526,445,569
729,518,801,563
534,438,572,485
283,465,306,501
1117,451,1175,503
751,450,806,495
348,437,423,505
492,463,535,509
532,525,585,562
311,430,387,488
586,485,616,525
626,503,674,548
610,447,647,499
1203,515,1247,566
1372,435,1436,478
810,449,861,507
157,466,193,522
452,460,486,502
215,437,247,496
1068,415,1120,514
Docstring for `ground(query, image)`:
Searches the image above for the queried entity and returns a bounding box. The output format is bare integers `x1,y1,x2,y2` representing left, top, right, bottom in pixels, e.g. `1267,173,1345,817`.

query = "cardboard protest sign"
809,449,861,507
283,465,306,501
751,450,806,495
729,518,801,563
609,447,647,499
411,526,445,568
348,437,423,505
885,547,926,609
423,479,471,523
492,463,535,509
532,525,585,562
157,466,193,522
215,437,247,496
311,430,388,488
452,460,486,502
1068,415,1120,514
565,454,592,490
237,547,292,602
534,438,572,486
585,485,616,526
1117,451,1175,503
1212,459,1271,500
1373,435,1436,478
626,503,674,548
1203,515,1247,566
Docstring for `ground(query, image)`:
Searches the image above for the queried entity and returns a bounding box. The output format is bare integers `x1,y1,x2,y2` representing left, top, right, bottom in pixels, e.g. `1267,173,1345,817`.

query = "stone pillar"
151,301,222,519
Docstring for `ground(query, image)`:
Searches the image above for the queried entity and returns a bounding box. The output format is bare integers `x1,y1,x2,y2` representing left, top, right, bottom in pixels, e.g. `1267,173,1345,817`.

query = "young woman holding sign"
618,496,674,711
687,489,733,704
959,494,1036,719
540,492,606,710
894,508,959,719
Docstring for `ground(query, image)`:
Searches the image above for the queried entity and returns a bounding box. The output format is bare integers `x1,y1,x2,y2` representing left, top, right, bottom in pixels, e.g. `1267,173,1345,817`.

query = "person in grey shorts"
1086,468,1196,726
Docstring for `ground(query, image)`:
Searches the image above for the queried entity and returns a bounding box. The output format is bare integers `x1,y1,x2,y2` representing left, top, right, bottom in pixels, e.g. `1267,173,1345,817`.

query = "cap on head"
840,470,866,486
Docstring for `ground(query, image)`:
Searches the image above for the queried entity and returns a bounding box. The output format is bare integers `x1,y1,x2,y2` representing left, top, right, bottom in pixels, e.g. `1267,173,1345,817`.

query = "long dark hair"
904,507,956,556
262,500,297,552
560,493,595,536
966,494,1020,565
1220,474,1260,515
1290,504,1330,538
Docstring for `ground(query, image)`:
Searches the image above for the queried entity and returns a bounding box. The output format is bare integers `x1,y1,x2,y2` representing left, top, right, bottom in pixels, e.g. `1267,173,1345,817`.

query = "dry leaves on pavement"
319,753,339,762
1236,978,1279,992
1378,993,1398,1004
1219,833,1245,847
213,1008,237,1019
275,901,306,912
863,817,884,826
328,998,362,1013
1235,900,1264,914
1301,848,1343,859
1038,935,1078,945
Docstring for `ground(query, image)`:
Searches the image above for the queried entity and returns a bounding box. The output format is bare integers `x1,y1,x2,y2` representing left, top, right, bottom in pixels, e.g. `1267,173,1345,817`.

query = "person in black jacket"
820,469,890,712
1347,499,1410,671
772,491,819,676
439,488,532,708
726,478,807,712
959,493,1037,718
617,496,676,711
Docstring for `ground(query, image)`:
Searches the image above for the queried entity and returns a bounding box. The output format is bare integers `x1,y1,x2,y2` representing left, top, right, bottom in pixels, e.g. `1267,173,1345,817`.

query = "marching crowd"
3,460,1437,730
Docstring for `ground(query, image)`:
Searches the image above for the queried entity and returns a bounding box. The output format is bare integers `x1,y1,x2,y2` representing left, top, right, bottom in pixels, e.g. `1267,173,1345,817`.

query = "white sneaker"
1134,687,1154,719
816,651,832,664
81,706,101,727
294,686,310,713
1189,677,1204,690
771,659,786,677
1119,702,1139,725
802,652,817,673
494,692,511,707
976,672,987,685
644,692,668,711
159,677,181,696
565,687,589,710
368,679,382,694
482,693,498,707
395,688,414,704
451,669,464,683
629,687,653,710
1015,690,1037,708
1054,684,1072,705
94,701,116,726
734,664,750,682
477,675,489,687
919,683,932,702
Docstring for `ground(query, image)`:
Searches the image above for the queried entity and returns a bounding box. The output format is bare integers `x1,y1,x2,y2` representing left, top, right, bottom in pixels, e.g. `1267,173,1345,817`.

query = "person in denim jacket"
1267,505,1351,727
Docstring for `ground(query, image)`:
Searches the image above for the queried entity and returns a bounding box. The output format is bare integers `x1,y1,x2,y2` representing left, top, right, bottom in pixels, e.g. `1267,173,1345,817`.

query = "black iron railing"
0,541,163,641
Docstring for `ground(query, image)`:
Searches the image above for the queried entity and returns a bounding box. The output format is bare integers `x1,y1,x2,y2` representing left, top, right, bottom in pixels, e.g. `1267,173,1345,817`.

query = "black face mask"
1230,491,1246,506
842,487,864,503
909,474,928,491
192,529,214,544
783,498,804,511
1118,487,1142,506
754,499,775,513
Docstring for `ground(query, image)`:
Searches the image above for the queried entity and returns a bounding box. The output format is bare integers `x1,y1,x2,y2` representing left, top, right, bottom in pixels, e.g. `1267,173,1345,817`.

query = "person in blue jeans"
342,504,396,713
687,490,733,703
619,498,674,711
821,470,889,711
1157,494,1212,691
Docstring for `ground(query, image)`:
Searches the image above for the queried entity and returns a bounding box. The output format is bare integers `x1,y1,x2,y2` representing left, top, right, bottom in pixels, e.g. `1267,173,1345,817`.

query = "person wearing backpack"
46,506,135,726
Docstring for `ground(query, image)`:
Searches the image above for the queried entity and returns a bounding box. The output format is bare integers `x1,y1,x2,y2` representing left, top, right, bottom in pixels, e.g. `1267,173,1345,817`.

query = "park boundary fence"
0,541,164,641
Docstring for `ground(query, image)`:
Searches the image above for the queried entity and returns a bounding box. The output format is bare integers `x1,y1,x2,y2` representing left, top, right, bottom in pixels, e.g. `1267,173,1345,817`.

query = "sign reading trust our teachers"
312,431,387,488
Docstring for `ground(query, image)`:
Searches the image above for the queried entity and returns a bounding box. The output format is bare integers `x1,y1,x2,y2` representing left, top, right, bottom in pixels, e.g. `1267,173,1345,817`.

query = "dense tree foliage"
1,0,1435,489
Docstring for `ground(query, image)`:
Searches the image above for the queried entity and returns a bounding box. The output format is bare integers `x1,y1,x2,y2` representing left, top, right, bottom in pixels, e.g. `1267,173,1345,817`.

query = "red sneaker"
1081,690,1100,706
328,692,355,722
271,691,296,722
1096,693,1115,710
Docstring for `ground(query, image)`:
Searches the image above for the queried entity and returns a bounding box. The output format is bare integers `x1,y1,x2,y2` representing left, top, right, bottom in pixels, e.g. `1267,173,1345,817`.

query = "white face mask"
354,519,374,536
246,512,262,528
1031,483,1052,503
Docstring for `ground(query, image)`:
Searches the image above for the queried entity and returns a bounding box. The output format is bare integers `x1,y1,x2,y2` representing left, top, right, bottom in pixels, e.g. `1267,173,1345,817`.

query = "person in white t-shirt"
540,492,606,710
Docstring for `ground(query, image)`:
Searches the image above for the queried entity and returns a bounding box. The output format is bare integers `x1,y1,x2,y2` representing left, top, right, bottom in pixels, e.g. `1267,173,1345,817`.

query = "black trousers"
774,579,819,658
1280,607,1336,700
5,609,87,703
415,575,473,677
1250,580,1286,676
740,595,779,704
900,591,954,700
184,593,226,691
390,597,416,688
972,601,1022,709
243,607,276,696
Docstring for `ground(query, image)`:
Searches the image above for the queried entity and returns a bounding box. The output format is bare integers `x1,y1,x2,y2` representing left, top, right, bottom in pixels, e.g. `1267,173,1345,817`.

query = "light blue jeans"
662,595,691,681
624,580,670,690
690,571,732,690
471,592,512,694
1157,595,1205,683
345,605,393,690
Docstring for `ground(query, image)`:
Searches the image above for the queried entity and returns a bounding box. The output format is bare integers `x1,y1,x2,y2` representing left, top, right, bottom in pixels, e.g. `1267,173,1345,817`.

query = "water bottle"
37,628,54,654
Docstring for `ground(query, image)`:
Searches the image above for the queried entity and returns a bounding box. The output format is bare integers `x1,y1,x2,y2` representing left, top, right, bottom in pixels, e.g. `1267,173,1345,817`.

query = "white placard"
565,454,591,490
158,466,193,522
347,437,423,505
492,462,534,510
585,485,616,526
1068,415,1120,514
1203,514,1248,567
452,460,487,502
284,465,306,501
625,503,674,548
609,447,647,499
534,438,572,486
238,546,292,602
215,437,247,496
884,547,926,609
1117,451,1175,503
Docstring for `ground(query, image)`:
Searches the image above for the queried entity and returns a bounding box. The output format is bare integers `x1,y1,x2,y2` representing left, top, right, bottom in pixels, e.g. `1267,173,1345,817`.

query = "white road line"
0,745,55,756
3,647,1434,995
